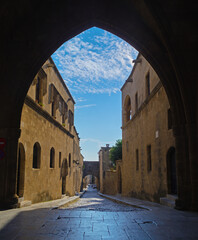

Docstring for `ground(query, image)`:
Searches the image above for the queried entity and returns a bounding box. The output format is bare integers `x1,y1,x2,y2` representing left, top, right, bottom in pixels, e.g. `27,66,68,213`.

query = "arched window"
50,147,55,168
69,153,71,168
33,142,41,169
124,95,131,123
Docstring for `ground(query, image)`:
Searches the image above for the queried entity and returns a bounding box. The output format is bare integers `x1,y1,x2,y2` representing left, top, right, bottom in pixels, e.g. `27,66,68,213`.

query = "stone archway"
0,1,197,210
17,143,25,198
167,147,177,195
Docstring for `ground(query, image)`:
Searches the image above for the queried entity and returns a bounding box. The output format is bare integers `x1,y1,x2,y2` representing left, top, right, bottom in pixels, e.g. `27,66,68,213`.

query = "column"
0,128,21,208
173,124,192,210
186,123,198,211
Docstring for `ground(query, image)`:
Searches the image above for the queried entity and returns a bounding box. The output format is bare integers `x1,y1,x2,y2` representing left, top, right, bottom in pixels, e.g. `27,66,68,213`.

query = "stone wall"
18,57,82,204
121,55,175,203
102,170,117,195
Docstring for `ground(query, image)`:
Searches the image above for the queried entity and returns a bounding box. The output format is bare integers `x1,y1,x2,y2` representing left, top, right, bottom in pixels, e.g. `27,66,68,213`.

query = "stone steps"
160,194,178,208
17,197,32,208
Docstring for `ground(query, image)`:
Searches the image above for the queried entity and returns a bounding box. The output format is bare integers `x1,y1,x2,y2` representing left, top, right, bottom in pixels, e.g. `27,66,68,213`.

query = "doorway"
17,143,25,198
61,158,68,195
118,166,122,194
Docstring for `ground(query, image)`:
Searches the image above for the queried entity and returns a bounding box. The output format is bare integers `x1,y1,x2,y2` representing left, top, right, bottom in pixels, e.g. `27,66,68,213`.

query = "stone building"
99,144,113,194
98,143,122,195
121,54,176,204
73,127,84,193
17,57,83,206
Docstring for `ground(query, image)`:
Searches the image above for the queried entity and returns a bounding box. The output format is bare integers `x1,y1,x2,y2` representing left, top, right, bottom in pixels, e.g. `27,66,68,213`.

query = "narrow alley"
1,187,198,240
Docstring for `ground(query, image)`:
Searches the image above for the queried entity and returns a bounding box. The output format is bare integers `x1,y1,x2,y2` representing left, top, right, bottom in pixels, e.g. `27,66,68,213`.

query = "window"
35,69,47,105
62,102,68,124
147,145,152,171
145,72,150,97
50,147,55,168
69,153,71,168
51,102,55,117
168,108,172,130
69,110,74,125
59,152,61,168
33,142,41,169
136,149,139,171
35,77,41,103
50,84,60,118
68,110,74,131
124,95,131,123
135,92,138,113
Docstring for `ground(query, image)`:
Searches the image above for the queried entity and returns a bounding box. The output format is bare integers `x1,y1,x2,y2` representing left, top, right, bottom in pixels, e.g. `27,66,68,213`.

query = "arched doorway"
118,166,122,194
17,143,25,198
167,147,177,195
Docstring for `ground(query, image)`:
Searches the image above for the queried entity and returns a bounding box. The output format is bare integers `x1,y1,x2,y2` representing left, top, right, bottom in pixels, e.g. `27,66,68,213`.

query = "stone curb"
54,190,86,209
98,192,150,211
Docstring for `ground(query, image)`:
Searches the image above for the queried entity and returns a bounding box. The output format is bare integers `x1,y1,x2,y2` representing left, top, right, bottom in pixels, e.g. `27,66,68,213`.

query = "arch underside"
0,0,197,210
0,1,193,129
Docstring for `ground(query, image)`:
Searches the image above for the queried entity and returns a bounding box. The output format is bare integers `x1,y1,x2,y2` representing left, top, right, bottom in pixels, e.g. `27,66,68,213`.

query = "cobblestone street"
1,188,198,240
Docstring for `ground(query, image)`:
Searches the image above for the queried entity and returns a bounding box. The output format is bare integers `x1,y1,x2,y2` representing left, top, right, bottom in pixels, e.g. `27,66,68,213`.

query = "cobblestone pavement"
1,188,198,240
60,188,143,212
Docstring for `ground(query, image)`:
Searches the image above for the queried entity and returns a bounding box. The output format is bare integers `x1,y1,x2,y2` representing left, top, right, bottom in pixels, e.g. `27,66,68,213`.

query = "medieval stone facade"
99,144,114,194
98,143,122,195
17,57,83,206
121,54,176,203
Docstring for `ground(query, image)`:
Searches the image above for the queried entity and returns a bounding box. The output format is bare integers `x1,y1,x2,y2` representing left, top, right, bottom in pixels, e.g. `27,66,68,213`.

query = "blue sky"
52,27,138,161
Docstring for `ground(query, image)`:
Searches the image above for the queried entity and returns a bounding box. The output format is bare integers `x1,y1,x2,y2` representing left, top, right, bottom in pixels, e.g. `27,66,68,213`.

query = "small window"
135,92,138,113
35,77,41,102
68,110,74,130
50,147,55,168
69,153,71,168
33,142,41,169
62,115,65,124
147,145,152,172
145,72,150,97
136,149,139,171
51,102,55,117
59,152,61,168
124,96,132,123
168,108,172,130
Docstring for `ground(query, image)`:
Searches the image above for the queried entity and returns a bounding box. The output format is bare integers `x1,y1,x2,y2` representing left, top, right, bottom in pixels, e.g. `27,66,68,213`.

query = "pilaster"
0,128,21,208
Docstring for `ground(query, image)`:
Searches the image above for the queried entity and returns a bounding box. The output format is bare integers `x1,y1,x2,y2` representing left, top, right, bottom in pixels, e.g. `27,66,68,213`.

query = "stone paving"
0,188,198,239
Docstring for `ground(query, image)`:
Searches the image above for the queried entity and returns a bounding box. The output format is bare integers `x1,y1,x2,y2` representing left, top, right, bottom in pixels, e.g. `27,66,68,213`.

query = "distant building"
121,54,176,204
17,57,83,206
99,144,112,193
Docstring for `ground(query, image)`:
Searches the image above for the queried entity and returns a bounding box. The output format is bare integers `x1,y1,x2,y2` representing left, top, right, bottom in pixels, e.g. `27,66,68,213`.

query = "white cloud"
52,27,138,95
75,97,87,103
75,104,96,110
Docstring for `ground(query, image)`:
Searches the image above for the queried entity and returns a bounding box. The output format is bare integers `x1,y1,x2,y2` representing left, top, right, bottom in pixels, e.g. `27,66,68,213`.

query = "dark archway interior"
0,1,197,210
